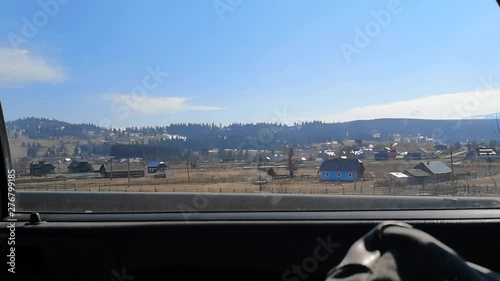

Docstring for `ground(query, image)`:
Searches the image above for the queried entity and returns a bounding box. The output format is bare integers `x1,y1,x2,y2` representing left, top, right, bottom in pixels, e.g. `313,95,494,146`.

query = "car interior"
2,1,500,280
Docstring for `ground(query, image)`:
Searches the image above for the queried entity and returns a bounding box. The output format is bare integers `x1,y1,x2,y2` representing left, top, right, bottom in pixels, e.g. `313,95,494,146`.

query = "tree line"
8,117,500,154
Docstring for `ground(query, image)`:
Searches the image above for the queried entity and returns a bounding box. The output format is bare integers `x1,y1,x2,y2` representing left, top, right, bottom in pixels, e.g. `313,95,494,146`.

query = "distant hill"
6,117,104,139
6,117,500,149
330,118,500,143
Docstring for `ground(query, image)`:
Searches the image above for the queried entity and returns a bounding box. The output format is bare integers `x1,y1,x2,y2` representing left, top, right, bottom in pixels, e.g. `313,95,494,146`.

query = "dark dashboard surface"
2,209,500,281
14,191,500,213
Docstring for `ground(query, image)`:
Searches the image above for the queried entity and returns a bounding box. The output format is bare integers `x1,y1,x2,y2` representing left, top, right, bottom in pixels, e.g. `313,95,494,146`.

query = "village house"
68,160,93,173
68,160,106,173
99,162,145,178
42,158,71,174
388,172,410,185
404,161,451,184
417,148,431,158
147,161,168,173
404,169,431,185
474,148,498,161
319,159,365,182
92,165,103,173
30,161,56,176
404,152,422,160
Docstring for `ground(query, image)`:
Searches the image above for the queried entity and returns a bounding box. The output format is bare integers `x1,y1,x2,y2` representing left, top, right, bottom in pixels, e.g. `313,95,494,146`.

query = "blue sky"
1,0,500,128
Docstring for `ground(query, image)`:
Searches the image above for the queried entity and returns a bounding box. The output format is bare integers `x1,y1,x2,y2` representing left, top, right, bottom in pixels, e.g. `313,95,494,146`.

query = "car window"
1,0,500,213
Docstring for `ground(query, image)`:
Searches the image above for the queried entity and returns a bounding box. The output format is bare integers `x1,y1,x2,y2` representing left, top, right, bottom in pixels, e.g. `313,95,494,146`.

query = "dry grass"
14,152,500,197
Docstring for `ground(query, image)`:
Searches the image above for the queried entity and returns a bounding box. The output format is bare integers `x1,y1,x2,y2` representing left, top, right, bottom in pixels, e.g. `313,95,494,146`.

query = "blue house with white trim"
147,161,167,173
319,159,365,182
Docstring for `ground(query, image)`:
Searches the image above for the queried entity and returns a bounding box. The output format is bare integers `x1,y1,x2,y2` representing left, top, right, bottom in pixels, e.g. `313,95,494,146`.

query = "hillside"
7,117,500,142
6,117,500,161
6,117,104,139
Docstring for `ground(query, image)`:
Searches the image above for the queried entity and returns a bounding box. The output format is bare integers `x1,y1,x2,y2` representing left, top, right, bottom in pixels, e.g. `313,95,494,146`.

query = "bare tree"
287,147,295,178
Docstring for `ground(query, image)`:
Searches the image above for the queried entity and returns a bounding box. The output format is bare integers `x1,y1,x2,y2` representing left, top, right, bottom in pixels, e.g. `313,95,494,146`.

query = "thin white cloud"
104,94,225,114
319,89,500,122
0,47,65,87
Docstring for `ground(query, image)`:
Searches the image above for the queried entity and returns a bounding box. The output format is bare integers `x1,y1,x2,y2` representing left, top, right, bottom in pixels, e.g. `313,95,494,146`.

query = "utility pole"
258,157,262,192
110,159,113,180
287,147,294,179
488,157,492,176
127,157,131,187
185,152,190,182
450,150,454,185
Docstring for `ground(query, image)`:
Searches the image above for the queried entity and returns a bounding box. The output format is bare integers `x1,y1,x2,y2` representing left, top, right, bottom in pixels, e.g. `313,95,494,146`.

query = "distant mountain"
470,113,499,119
330,118,500,143
6,117,500,149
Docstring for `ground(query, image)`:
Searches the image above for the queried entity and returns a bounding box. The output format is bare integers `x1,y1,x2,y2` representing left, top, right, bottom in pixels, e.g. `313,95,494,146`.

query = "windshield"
2,0,500,213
